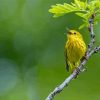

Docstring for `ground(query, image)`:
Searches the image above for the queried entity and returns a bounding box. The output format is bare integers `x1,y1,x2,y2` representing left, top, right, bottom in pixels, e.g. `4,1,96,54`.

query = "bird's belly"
67,41,86,63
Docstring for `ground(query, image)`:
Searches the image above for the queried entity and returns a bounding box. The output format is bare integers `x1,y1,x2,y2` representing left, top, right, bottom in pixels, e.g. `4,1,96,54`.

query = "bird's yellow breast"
66,36,86,63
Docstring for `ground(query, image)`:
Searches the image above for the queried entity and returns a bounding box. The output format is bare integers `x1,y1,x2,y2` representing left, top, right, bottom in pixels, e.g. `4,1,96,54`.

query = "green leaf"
74,0,86,10
75,12,85,18
48,3,81,17
49,0,100,28
79,23,87,29
49,3,76,17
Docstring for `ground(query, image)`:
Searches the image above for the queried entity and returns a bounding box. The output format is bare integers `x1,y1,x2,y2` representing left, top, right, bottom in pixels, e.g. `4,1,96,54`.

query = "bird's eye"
74,32,76,35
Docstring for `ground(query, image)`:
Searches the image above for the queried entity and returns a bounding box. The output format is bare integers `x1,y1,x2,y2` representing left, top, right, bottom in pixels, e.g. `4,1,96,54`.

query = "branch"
88,13,95,53
46,46,100,100
46,14,100,100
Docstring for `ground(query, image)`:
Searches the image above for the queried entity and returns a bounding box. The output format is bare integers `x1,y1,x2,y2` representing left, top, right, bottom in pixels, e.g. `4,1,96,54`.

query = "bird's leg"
74,64,87,79
73,67,80,79
76,67,81,74
80,52,88,72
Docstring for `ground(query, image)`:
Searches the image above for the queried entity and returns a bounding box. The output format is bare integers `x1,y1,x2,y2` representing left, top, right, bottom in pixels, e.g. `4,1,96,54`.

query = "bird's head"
67,30,83,39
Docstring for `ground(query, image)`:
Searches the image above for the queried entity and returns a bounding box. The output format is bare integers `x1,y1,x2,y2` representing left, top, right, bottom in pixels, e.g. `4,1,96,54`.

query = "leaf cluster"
49,0,100,29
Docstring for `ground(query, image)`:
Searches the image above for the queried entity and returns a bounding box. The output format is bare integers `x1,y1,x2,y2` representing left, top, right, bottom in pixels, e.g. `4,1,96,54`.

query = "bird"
65,30,86,73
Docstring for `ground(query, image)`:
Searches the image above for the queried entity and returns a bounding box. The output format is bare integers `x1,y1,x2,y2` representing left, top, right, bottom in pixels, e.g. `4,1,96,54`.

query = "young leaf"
74,0,86,10
79,23,87,29
49,0,100,29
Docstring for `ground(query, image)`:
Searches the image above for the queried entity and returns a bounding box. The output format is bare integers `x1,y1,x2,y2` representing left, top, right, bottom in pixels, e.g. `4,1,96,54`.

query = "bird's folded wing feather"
65,49,69,71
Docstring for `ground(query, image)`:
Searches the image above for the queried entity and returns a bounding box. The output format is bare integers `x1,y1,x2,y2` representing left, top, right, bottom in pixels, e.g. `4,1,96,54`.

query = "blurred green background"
0,0,100,100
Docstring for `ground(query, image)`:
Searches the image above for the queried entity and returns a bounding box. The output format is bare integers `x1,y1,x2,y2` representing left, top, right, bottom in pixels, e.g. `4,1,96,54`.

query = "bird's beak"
68,32,72,35
66,27,70,34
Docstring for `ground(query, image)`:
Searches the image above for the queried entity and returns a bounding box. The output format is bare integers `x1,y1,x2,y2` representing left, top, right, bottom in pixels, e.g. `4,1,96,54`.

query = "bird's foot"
73,67,80,79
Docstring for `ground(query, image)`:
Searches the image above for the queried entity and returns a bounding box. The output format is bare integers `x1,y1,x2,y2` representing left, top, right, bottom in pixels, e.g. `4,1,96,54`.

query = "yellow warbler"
65,30,86,72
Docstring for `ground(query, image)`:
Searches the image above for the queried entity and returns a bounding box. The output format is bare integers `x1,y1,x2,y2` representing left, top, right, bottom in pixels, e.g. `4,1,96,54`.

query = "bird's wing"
65,48,69,71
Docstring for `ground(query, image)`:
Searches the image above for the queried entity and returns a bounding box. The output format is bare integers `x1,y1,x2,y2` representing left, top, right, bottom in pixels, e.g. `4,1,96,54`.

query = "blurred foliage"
0,0,99,100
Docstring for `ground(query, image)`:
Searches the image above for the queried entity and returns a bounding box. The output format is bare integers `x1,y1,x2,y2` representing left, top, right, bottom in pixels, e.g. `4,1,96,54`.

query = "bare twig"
46,14,100,100
88,13,95,52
